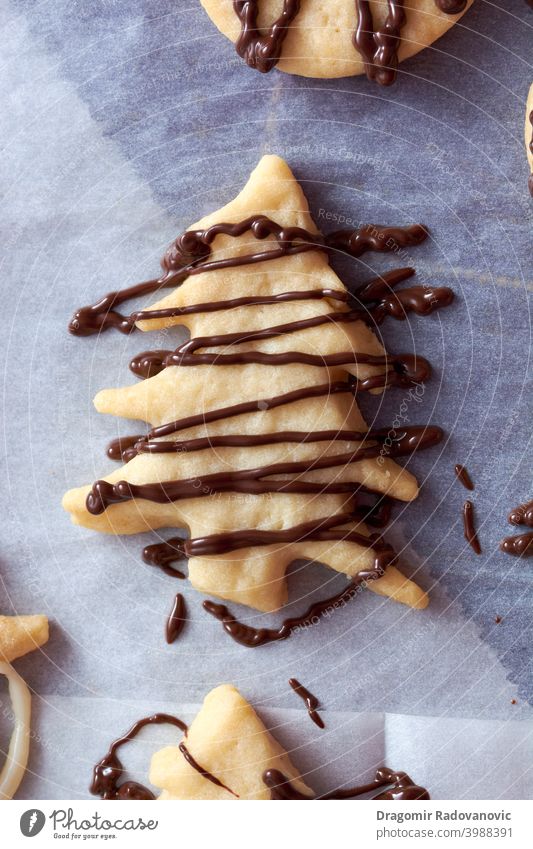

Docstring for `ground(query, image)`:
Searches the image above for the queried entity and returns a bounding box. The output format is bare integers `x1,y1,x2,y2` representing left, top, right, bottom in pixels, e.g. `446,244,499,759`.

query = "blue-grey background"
0,0,532,798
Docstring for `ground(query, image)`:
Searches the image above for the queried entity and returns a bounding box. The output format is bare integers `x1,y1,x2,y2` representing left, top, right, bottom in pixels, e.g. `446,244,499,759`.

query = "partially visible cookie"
150,684,313,799
201,0,474,82
0,614,49,663
0,614,49,800
526,83,533,195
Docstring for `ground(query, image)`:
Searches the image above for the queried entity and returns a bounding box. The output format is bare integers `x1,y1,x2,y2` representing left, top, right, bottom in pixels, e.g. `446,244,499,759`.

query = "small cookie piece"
525,83,533,195
0,614,49,663
150,684,313,799
201,0,474,81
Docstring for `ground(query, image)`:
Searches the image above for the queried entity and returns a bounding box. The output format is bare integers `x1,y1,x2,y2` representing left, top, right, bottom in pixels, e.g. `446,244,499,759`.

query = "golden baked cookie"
151,685,313,799
63,154,447,617
200,0,474,82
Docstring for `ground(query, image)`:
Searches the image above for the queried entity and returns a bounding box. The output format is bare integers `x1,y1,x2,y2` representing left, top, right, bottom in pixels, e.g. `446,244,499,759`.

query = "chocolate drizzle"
86,431,439,515
166,593,186,643
455,464,474,491
107,434,146,463
135,425,442,463
263,766,430,800
233,0,301,73
164,310,433,371
130,350,172,380
69,216,432,338
501,499,533,556
463,500,481,555
202,565,389,648
230,0,467,84
178,742,239,797
90,713,188,800
354,0,406,86
289,678,324,728
142,538,186,578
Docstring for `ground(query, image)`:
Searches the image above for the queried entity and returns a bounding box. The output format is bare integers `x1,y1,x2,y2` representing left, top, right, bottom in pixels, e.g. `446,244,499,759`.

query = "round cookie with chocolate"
200,0,474,83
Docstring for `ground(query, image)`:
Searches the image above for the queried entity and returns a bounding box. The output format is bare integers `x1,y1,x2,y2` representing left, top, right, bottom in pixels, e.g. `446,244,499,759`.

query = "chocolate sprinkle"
463,500,481,555
454,464,474,491
289,678,324,728
166,593,186,644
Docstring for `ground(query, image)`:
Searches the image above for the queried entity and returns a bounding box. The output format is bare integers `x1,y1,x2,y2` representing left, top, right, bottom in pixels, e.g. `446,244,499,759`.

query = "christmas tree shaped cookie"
64,155,450,619
150,685,312,800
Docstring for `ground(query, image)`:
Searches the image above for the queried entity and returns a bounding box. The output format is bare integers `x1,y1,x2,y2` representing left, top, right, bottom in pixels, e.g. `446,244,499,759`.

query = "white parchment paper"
0,0,531,799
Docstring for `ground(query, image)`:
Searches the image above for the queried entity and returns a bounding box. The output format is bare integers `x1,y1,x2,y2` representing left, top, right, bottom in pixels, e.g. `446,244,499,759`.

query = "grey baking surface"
0,0,532,799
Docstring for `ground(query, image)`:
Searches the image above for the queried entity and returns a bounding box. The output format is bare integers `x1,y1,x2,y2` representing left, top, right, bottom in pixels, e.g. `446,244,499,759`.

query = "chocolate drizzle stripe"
178,742,239,797
146,381,354,441
136,424,443,461
354,0,406,87
289,678,324,729
186,512,375,558
130,276,452,330
132,287,349,323
234,0,301,73
107,434,147,463
166,593,186,643
263,766,430,800
90,713,188,800
463,500,481,555
454,464,474,491
202,566,389,648
69,216,429,337
130,349,173,380
86,438,436,515
164,308,433,371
